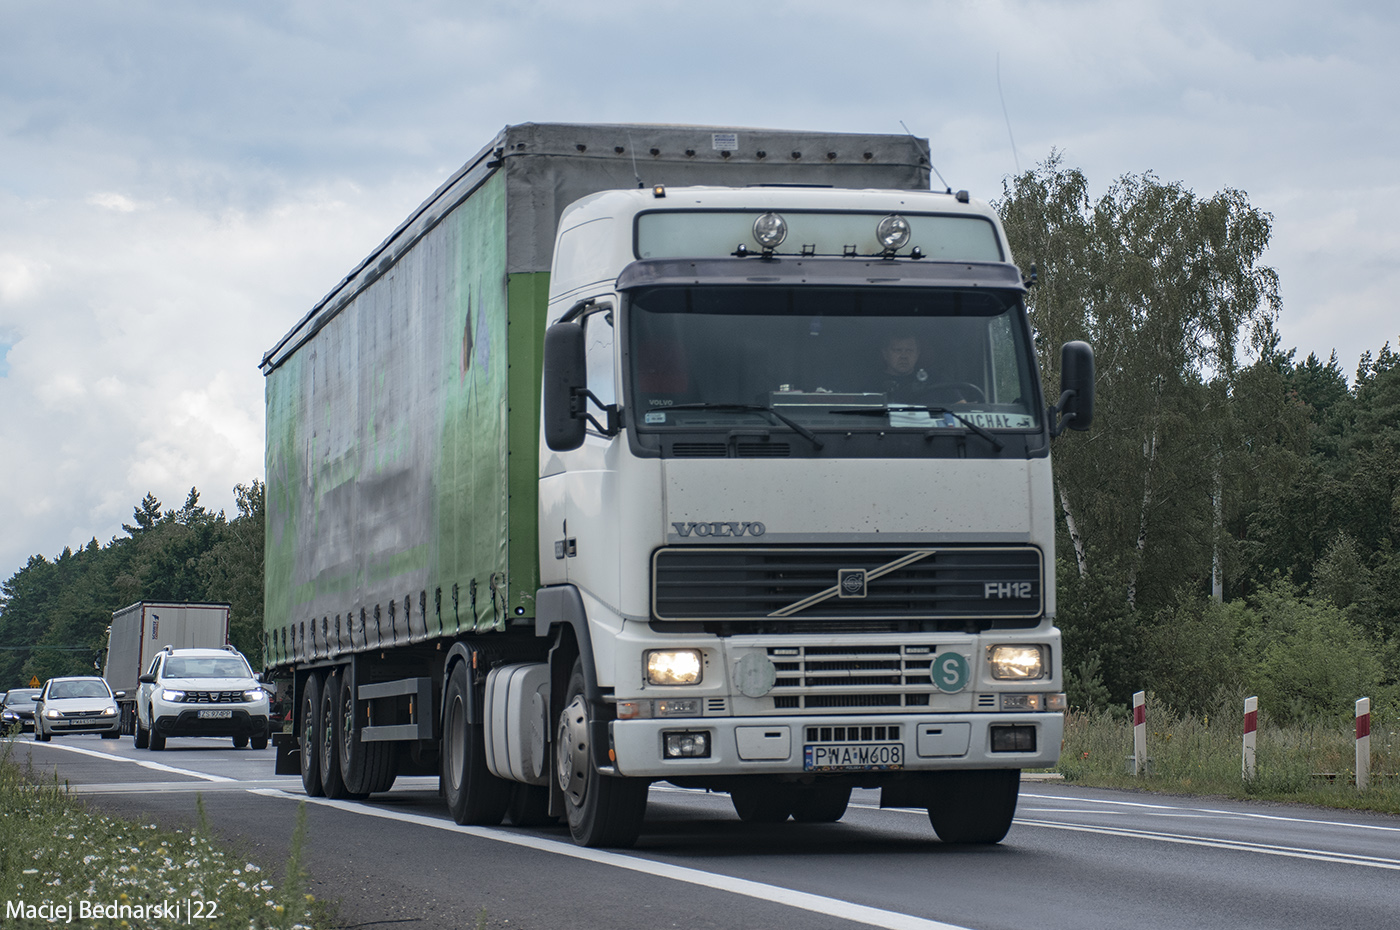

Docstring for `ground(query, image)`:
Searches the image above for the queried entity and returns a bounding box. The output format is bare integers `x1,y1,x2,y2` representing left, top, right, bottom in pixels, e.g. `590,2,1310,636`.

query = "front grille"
653,546,1042,623
769,644,953,710
180,691,244,704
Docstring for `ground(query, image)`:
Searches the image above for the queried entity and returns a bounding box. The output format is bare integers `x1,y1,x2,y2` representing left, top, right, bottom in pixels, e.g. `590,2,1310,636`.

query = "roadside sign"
28,675,40,687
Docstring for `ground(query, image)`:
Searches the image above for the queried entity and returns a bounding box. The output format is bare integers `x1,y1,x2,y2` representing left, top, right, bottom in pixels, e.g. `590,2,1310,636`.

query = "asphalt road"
9,734,1400,930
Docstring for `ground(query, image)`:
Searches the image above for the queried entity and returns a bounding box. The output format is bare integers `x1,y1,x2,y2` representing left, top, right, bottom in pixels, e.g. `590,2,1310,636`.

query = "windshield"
627,285,1041,440
165,657,252,679
4,690,40,706
48,680,111,699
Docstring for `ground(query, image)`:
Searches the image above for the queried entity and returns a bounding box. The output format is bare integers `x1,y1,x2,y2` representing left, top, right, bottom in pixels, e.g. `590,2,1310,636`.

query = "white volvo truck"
261,123,1093,848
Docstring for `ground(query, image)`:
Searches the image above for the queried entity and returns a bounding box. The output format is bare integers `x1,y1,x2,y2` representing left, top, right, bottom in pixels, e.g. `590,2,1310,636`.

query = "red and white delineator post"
1132,691,1147,776
1356,697,1371,791
1242,695,1258,781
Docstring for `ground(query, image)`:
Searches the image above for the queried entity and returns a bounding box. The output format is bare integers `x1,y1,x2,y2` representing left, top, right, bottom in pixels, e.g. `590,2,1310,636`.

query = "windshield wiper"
831,404,1005,452
661,403,824,450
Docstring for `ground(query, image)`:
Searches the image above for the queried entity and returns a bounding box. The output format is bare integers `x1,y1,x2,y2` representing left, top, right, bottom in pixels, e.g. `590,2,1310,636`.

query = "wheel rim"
556,693,590,807
340,689,354,768
320,689,335,771
445,694,464,792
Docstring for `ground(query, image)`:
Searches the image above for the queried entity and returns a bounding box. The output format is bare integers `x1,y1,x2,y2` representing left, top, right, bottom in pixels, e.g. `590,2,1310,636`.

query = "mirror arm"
1047,388,1078,438
570,388,620,437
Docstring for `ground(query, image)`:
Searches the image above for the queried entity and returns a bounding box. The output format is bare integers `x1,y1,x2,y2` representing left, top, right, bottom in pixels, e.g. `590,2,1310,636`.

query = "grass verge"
0,735,336,929
1053,704,1400,814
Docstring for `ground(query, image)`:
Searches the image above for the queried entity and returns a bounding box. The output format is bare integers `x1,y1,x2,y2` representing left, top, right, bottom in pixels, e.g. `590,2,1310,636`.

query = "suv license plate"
197,709,233,719
804,742,903,772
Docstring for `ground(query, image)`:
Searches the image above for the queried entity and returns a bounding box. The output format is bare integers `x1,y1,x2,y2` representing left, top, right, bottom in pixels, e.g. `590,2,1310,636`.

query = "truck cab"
536,185,1092,842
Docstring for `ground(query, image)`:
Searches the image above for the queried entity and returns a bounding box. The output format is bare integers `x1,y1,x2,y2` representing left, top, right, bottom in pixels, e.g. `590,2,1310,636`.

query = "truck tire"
505,784,553,827
319,669,362,799
791,784,851,823
300,672,325,797
730,783,792,823
442,660,510,825
556,659,649,847
338,667,397,795
925,769,1020,844
134,715,149,749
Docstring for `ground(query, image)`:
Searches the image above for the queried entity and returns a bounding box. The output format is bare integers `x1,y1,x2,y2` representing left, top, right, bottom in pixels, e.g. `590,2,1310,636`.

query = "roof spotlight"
752,212,788,250
876,214,912,251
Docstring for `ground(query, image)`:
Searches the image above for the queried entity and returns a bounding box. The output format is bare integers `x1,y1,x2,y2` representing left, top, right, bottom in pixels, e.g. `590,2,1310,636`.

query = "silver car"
34,677,122,740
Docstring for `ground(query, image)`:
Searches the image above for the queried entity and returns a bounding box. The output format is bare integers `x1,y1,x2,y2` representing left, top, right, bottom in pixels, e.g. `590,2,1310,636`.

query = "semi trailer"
261,122,1093,847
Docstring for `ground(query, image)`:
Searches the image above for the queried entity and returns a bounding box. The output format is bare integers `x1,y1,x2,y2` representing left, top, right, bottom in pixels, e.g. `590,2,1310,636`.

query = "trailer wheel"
319,669,361,799
790,784,851,823
133,715,149,749
925,769,1020,844
299,673,325,797
556,659,649,847
442,660,510,825
730,783,793,823
338,667,396,795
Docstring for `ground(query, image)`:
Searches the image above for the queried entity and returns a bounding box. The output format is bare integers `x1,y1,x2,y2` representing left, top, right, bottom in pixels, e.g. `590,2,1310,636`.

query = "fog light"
646,650,703,685
663,731,711,758
876,214,911,250
752,212,788,249
990,725,1037,752
988,645,1045,680
1000,693,1042,712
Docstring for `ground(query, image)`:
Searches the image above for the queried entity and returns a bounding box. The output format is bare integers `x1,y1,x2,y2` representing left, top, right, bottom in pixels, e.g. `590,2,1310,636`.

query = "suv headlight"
988,645,1046,680
161,689,186,702
243,688,266,702
645,650,703,686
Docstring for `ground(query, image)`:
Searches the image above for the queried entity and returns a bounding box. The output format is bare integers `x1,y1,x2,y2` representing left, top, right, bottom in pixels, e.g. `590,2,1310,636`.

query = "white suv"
135,645,270,750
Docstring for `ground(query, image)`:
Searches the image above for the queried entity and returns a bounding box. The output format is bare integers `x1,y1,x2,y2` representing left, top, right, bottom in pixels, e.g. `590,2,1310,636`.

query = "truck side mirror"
544,321,588,451
1050,340,1095,436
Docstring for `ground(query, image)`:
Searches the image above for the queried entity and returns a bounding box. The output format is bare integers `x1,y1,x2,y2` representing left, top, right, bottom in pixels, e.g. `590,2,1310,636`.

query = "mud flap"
273,731,301,776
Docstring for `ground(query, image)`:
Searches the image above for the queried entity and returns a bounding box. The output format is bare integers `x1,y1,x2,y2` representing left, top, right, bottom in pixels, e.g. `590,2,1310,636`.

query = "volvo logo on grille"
671,521,765,538
837,568,867,598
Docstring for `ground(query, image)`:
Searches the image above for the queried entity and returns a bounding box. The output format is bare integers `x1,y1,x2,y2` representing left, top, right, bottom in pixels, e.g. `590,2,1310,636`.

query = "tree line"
0,483,264,687
1001,154,1399,721
3,153,1396,721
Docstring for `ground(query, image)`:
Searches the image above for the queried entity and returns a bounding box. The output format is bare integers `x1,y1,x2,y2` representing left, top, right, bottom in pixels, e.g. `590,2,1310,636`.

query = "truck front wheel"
925,769,1020,844
442,660,509,825
556,659,649,847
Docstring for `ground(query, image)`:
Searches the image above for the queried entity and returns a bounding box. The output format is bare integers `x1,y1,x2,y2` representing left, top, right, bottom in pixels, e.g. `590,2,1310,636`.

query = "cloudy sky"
2,0,1397,582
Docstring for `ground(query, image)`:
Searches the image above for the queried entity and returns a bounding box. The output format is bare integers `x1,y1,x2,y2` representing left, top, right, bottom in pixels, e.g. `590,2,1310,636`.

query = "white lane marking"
21,741,235,782
1016,818,1400,871
1020,792,1400,834
248,788,975,930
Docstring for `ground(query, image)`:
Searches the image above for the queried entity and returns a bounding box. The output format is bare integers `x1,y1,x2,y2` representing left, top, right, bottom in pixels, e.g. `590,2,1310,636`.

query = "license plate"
197,709,232,719
71,718,100,726
804,742,904,772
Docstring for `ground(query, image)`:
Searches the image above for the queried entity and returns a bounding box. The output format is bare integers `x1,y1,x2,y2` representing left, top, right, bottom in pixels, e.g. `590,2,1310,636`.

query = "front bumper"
609,711,1063,777
153,708,270,738
44,716,121,736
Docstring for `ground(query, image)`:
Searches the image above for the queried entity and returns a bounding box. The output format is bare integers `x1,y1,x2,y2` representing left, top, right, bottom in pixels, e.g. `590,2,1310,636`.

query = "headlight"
645,650,703,686
988,645,1045,680
161,689,186,702
101,707,117,716
46,709,61,719
243,688,266,702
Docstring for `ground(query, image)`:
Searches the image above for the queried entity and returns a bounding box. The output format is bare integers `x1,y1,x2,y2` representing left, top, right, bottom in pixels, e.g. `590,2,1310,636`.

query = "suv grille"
653,546,1042,622
179,691,245,704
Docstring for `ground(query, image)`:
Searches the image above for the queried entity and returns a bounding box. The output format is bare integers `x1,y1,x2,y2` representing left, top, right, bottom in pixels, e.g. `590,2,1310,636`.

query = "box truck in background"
261,123,1093,847
103,601,230,733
